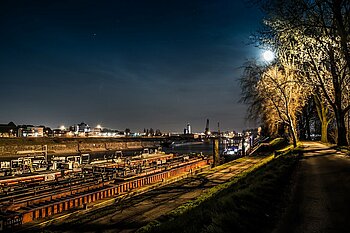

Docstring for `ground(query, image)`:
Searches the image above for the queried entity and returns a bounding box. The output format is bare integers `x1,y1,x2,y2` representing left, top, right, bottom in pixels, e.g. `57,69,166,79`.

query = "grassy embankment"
138,138,300,233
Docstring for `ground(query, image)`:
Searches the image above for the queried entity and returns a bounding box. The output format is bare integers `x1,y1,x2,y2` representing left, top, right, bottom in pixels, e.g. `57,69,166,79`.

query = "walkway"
275,141,350,233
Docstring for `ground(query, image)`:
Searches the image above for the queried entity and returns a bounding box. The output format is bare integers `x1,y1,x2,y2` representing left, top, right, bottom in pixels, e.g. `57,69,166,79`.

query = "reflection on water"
162,141,225,156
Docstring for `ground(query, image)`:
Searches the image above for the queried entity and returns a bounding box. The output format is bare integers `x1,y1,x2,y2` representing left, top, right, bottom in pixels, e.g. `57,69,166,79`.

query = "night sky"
0,0,263,133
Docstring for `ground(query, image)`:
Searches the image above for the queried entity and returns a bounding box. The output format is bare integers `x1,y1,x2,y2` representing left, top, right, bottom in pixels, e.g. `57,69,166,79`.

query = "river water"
162,141,225,156
103,141,228,158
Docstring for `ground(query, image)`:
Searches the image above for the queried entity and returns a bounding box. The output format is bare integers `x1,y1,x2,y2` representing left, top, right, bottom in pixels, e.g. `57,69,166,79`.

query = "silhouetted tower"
187,123,191,134
217,122,220,136
205,119,210,136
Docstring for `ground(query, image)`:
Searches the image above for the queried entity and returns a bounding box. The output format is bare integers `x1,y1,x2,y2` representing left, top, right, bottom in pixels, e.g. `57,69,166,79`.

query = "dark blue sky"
0,0,263,132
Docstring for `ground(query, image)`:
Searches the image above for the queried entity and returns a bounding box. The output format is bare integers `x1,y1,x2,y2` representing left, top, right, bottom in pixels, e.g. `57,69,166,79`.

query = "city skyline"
0,119,238,134
0,0,264,132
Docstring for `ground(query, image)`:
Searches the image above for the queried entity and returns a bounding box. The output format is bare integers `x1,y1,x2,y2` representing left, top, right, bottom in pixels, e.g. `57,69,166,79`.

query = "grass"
269,138,286,147
162,156,275,219
251,137,289,156
138,147,300,233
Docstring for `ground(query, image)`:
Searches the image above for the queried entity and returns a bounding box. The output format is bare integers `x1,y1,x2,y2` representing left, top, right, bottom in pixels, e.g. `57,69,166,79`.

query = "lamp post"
213,138,219,167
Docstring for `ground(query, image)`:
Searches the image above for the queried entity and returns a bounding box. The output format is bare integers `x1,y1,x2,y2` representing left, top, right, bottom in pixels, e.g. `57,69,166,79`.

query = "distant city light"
60,125,66,130
96,124,102,129
262,50,275,62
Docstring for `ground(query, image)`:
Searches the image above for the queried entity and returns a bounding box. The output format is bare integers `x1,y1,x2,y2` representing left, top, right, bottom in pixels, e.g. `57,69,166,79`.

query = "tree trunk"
321,121,329,143
298,119,306,140
336,111,348,146
329,46,348,146
305,112,311,140
314,94,330,143
291,126,298,148
288,119,298,148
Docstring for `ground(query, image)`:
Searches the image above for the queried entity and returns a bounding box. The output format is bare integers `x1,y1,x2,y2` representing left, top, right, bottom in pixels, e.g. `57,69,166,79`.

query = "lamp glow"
262,50,275,62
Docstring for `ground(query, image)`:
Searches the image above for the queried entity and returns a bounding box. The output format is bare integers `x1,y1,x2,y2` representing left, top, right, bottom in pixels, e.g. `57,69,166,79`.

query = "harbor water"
162,141,225,156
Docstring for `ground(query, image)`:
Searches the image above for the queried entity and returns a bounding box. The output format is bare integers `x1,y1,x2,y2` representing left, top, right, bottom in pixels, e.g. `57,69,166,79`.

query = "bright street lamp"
262,50,275,62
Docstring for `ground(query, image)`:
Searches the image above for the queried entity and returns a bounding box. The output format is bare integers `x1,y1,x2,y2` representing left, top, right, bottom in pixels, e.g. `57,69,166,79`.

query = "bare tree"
256,64,309,147
314,91,333,143
257,0,350,146
240,60,266,124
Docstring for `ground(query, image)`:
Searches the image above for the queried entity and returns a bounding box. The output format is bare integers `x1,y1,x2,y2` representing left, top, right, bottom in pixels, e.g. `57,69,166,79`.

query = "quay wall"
0,138,164,158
